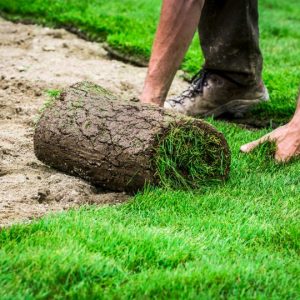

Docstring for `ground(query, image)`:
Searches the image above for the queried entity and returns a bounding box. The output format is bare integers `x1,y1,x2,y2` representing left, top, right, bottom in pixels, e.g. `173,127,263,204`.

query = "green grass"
1,121,299,299
154,122,229,190
0,0,300,299
0,0,300,121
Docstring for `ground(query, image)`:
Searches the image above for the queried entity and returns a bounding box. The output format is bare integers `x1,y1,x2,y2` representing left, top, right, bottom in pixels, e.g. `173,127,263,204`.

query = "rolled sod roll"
34,81,231,193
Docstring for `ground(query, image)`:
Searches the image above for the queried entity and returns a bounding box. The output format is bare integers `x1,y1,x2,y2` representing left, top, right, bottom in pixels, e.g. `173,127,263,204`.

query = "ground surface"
1,0,300,121
0,18,188,226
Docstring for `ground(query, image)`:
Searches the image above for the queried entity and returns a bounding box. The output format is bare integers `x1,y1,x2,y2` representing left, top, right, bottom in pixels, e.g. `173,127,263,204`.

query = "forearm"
141,0,204,106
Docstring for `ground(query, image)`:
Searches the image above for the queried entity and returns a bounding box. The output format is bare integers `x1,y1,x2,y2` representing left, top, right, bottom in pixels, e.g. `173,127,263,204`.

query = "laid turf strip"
1,118,299,299
1,178,299,299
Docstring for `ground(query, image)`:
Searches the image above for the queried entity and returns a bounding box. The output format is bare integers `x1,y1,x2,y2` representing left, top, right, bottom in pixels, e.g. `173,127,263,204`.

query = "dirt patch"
0,18,188,226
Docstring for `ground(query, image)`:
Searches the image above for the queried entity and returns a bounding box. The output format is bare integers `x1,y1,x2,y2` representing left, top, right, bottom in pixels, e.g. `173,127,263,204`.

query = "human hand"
240,122,300,162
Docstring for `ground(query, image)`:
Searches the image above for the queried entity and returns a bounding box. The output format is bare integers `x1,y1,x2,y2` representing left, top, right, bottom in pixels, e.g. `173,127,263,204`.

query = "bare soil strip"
0,18,188,226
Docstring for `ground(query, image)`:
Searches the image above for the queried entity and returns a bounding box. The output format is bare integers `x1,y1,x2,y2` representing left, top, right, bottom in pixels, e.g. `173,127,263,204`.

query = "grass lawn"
0,0,300,299
1,122,299,299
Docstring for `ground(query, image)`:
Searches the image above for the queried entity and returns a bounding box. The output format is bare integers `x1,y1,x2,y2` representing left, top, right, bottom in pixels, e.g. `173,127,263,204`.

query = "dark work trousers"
199,0,263,86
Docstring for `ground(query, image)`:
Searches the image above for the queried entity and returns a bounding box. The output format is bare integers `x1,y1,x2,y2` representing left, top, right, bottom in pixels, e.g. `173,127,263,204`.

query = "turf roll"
34,81,231,192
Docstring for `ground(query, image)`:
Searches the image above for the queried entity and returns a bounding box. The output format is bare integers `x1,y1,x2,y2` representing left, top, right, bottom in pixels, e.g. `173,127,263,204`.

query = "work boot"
164,69,269,118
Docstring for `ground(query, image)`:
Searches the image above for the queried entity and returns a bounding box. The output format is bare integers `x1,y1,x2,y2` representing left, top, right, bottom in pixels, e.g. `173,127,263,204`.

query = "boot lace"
171,69,210,104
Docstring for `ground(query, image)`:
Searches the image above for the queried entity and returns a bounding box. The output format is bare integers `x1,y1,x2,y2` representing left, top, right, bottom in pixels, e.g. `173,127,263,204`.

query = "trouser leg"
199,0,263,86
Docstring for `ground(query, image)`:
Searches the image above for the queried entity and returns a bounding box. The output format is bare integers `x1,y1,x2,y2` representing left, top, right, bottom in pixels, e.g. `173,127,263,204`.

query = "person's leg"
199,0,262,86
164,0,268,117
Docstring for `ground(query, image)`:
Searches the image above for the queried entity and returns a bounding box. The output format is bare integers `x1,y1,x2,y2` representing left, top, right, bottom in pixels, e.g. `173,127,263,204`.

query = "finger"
274,147,294,163
240,134,270,153
275,152,290,163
